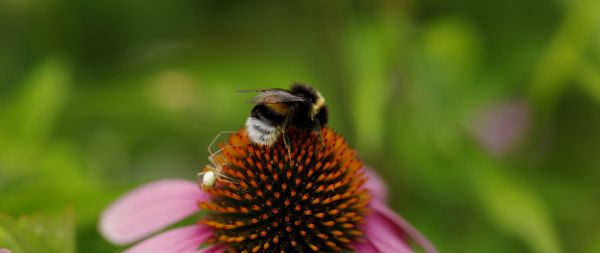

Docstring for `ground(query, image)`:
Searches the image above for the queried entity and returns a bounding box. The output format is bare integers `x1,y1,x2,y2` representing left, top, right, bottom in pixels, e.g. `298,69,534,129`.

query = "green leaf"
529,0,600,112
576,62,600,104
469,156,562,253
0,210,76,253
0,56,72,171
345,18,390,155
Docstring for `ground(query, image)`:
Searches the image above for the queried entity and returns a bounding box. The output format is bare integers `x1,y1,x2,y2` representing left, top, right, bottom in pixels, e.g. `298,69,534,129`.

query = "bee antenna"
237,89,257,93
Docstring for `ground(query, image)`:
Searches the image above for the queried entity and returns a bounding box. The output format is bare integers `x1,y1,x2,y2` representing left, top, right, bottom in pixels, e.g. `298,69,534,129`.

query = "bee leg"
318,133,324,151
282,129,292,159
280,113,292,159
314,121,325,151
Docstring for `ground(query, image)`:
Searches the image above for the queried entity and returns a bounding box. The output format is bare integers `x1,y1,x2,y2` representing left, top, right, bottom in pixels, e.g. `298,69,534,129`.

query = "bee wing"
239,89,307,104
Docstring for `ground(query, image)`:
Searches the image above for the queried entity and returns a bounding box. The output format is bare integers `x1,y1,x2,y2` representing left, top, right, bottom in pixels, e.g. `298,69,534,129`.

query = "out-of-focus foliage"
1,0,599,252
0,210,75,253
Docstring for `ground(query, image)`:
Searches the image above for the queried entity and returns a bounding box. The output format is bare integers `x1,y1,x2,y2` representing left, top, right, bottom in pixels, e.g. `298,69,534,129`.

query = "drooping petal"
352,239,380,253
362,166,388,203
363,210,414,253
124,225,212,253
100,179,208,245
368,201,438,253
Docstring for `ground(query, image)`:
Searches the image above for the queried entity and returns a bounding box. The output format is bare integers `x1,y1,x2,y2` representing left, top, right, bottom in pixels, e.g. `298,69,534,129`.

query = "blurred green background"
1,0,600,252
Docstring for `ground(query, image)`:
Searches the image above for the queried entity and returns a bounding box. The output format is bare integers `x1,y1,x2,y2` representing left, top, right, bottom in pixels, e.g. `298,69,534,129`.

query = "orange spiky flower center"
199,127,371,253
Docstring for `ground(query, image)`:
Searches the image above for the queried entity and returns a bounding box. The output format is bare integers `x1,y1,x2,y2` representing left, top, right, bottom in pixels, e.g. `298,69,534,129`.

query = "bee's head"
291,83,327,121
315,105,328,127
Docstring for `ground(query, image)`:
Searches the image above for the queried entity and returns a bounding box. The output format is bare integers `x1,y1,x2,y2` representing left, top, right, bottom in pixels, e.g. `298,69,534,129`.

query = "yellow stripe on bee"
312,91,325,118
265,103,290,115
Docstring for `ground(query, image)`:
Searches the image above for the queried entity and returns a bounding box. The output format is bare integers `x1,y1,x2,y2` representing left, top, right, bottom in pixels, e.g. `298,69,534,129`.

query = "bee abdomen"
246,104,284,145
251,104,286,125
245,117,279,145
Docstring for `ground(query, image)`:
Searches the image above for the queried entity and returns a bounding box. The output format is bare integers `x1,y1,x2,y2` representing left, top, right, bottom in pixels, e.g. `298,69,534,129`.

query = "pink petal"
124,225,212,253
352,239,380,253
0,249,11,253
368,201,438,253
362,166,388,203
363,211,414,253
100,179,209,245
193,244,226,253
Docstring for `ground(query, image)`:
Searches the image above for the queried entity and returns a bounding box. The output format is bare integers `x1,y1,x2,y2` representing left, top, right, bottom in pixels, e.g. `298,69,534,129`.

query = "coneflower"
200,127,369,252
99,127,437,253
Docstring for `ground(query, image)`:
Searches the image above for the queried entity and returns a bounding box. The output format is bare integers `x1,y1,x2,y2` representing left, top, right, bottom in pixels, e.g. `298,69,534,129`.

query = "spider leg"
208,130,238,155
208,146,227,172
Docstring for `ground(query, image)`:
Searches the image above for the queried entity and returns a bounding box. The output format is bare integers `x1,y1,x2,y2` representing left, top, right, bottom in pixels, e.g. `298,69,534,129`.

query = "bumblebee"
243,83,328,153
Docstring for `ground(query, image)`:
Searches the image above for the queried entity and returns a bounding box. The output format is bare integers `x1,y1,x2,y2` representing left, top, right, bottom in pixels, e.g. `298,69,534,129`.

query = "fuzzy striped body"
245,83,328,147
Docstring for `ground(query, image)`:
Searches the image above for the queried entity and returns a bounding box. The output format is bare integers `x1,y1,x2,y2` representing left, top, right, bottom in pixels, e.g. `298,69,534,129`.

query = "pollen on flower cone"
198,127,371,253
